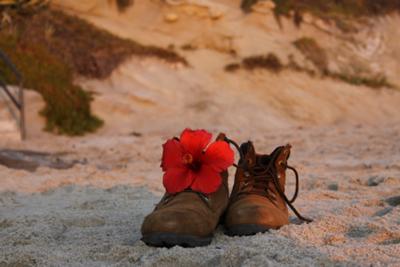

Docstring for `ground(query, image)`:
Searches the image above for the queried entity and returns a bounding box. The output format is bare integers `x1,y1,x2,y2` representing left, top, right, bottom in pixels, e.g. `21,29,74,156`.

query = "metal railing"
0,49,25,140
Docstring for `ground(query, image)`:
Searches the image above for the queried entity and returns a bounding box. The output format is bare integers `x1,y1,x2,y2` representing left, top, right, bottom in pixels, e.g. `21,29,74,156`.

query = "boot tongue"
276,144,291,163
256,144,291,168
240,141,257,167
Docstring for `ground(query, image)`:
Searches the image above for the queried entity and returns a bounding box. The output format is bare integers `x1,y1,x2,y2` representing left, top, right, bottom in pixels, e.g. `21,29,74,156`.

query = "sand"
1,0,400,266
1,124,400,266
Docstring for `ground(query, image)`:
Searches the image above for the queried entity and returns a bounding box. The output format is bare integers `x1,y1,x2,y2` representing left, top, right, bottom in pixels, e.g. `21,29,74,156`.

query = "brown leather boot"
141,133,231,247
141,172,229,247
223,140,312,236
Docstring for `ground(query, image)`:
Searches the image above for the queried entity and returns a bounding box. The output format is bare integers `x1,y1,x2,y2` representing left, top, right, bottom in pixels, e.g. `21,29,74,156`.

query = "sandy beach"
1,1,400,266
1,122,399,266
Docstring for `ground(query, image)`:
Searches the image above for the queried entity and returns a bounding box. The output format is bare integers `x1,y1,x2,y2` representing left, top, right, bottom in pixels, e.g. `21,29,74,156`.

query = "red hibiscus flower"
161,129,234,194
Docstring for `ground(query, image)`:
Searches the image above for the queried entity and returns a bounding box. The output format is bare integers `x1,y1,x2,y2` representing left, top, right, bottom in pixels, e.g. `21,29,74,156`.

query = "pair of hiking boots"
141,130,311,247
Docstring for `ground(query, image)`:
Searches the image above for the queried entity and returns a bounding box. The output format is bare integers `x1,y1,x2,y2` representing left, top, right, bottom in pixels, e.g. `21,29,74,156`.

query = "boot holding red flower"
141,129,234,247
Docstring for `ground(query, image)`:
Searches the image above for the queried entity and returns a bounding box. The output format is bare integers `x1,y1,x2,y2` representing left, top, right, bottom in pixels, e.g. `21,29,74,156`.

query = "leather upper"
141,171,229,237
225,142,292,229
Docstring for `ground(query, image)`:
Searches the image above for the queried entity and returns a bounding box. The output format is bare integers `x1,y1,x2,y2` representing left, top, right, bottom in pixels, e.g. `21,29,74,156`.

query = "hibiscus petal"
190,165,222,194
163,167,193,194
202,141,234,172
180,128,212,158
161,139,185,171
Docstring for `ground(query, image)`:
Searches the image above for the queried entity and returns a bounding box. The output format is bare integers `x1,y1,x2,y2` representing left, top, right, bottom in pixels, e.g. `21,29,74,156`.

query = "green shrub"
0,34,103,135
0,8,187,135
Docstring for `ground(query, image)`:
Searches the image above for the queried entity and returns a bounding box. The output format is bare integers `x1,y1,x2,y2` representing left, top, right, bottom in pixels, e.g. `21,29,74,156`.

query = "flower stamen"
182,153,193,165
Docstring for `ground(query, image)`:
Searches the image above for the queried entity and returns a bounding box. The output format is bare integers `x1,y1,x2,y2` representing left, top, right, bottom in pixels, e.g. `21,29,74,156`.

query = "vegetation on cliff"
0,6,186,135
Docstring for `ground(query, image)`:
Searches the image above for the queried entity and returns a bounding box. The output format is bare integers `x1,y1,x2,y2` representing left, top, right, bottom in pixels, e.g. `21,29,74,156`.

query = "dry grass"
272,0,400,17
224,53,283,73
329,72,394,89
225,50,394,89
242,53,284,72
224,63,241,72
241,0,400,30
8,9,187,79
292,37,395,88
241,0,260,13
115,0,134,12
293,37,328,74
226,53,283,73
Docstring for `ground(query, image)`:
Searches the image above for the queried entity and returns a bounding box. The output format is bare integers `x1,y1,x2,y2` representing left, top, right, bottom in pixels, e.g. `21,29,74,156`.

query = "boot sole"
225,224,271,236
141,233,212,248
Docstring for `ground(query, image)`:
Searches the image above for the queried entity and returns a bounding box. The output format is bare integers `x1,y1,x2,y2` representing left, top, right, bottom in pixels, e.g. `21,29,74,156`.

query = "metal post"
19,81,25,140
0,49,25,140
